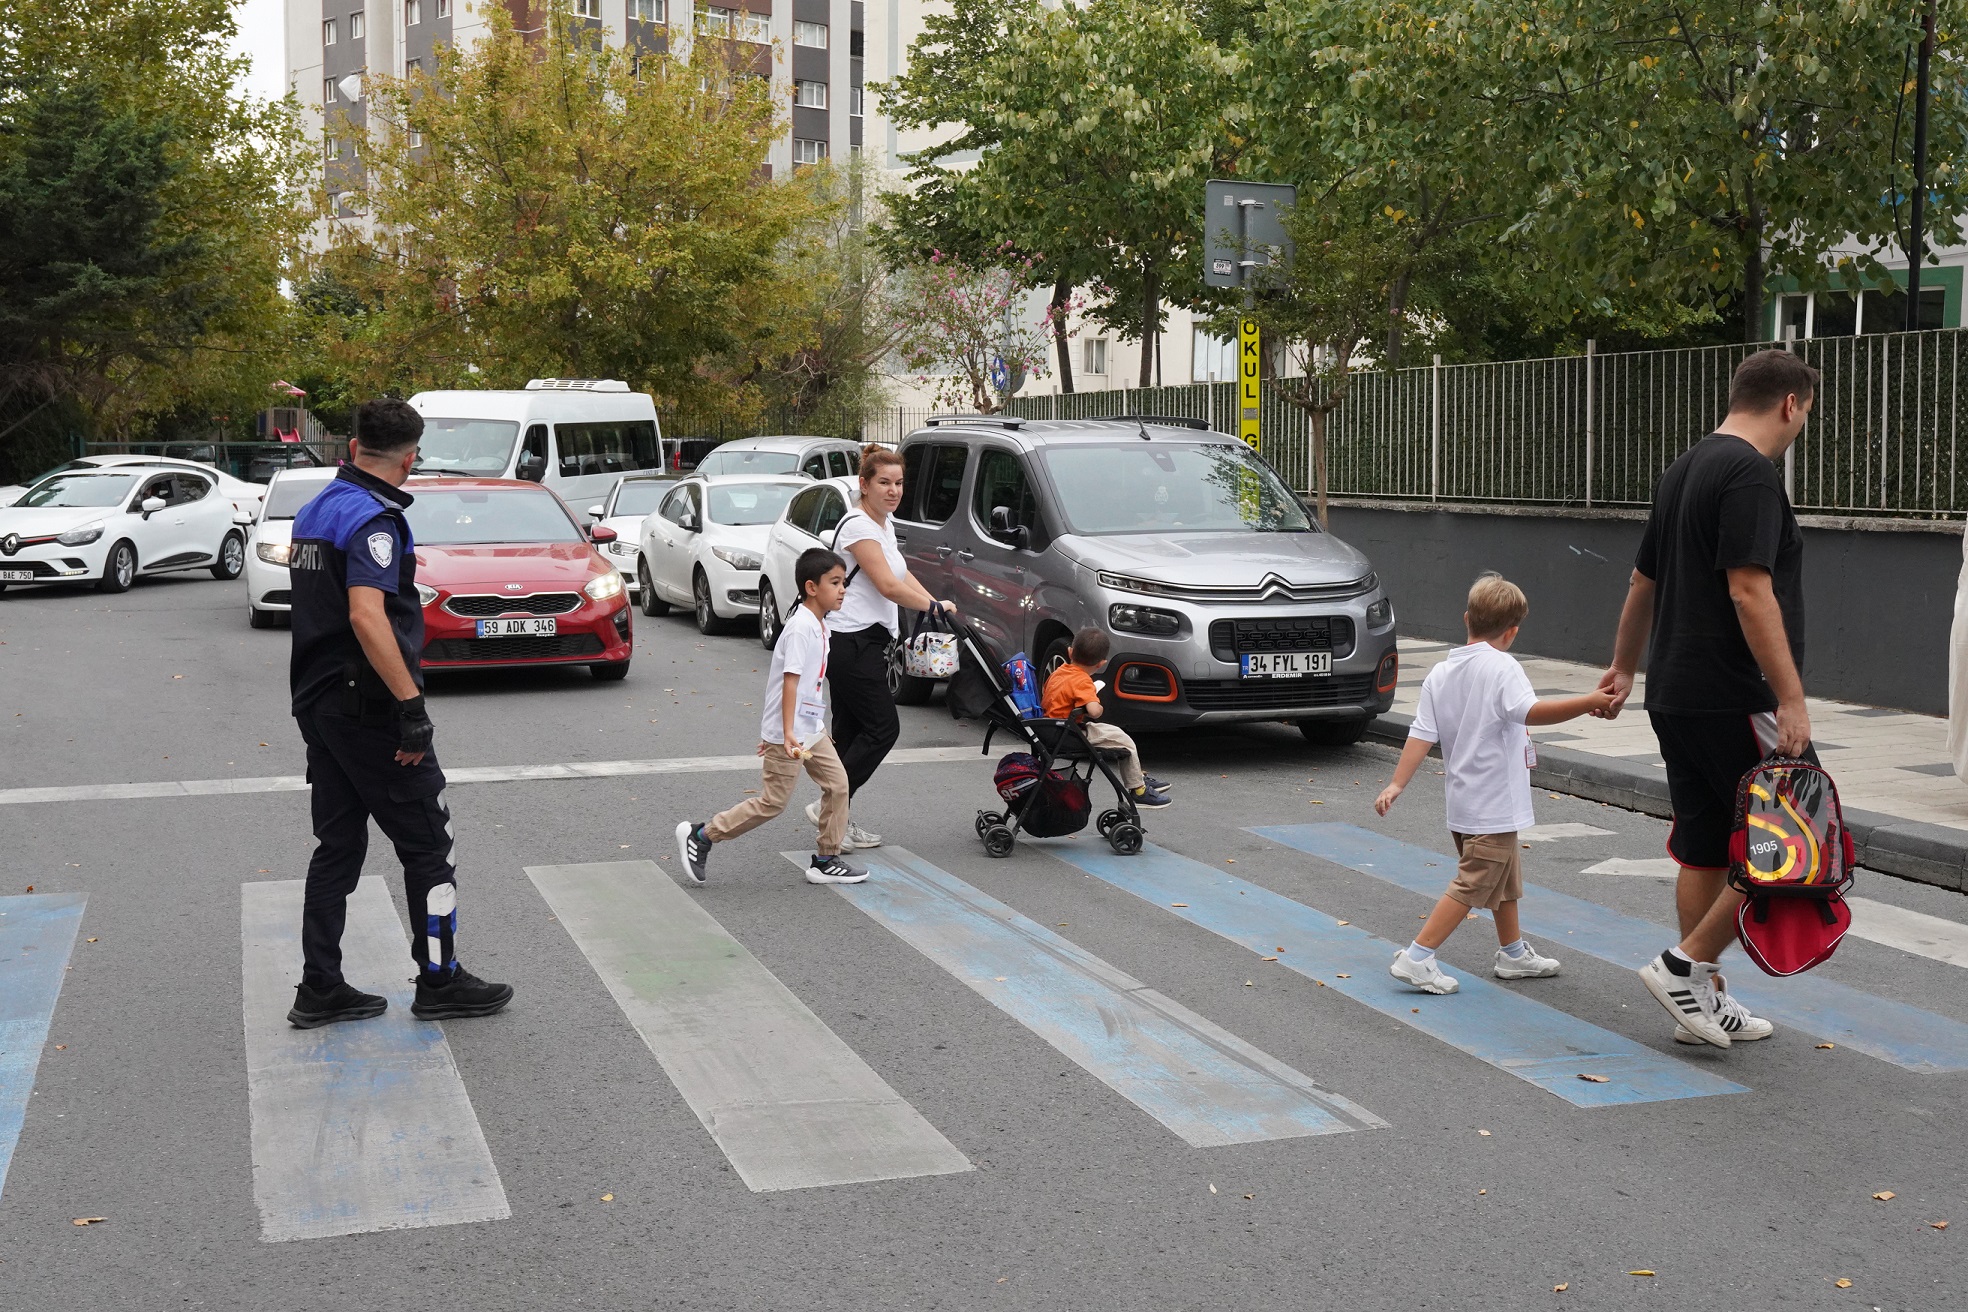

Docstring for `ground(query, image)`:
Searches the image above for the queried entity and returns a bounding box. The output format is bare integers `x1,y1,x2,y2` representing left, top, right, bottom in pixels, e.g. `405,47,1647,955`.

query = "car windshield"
706,482,800,526
415,419,520,474
695,448,800,476
1038,443,1312,535
17,473,140,509
610,481,671,517
406,488,584,545
262,477,337,520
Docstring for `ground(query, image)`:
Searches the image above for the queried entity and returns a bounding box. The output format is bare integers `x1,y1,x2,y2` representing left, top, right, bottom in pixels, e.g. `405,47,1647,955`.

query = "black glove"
397,695,435,755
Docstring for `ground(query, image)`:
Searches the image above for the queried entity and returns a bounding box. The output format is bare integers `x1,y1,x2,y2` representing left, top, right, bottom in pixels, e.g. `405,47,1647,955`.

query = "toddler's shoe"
1390,950,1459,994
1130,784,1173,810
1493,942,1561,979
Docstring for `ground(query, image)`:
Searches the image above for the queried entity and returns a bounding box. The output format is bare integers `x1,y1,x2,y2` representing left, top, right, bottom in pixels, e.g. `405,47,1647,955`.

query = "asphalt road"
1,574,1964,1312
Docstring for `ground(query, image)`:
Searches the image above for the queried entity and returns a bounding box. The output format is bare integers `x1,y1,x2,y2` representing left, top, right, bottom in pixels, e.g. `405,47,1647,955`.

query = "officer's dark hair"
354,398,425,456
1727,349,1819,415
795,547,845,597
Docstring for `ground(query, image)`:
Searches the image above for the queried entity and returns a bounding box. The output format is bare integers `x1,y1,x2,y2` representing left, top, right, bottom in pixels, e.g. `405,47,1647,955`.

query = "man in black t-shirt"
1598,349,1819,1050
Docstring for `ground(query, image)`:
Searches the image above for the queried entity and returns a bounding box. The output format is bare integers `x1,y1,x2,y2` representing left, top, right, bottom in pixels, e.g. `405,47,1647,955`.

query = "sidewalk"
1374,636,1968,894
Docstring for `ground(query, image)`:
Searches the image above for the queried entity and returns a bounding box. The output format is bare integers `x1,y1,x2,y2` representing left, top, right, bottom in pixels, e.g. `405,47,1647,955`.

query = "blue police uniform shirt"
288,465,424,715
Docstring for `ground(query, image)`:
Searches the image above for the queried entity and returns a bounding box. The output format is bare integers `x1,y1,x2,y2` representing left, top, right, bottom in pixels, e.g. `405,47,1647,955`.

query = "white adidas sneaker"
1675,988,1774,1044
1638,953,1730,1048
1493,942,1561,979
1390,950,1460,994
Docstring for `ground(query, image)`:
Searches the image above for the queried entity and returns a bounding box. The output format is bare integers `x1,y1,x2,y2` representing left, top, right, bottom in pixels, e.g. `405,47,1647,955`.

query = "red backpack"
1727,756,1857,976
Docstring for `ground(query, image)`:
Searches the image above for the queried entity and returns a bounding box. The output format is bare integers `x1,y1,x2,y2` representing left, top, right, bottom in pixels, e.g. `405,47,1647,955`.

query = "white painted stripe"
1522,823,1615,842
528,860,971,1192
1580,858,1680,878
0,745,983,807
1846,897,1968,969
242,878,509,1242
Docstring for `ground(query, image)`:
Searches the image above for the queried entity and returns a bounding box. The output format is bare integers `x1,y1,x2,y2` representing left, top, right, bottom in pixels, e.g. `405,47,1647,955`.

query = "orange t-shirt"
1042,664,1098,720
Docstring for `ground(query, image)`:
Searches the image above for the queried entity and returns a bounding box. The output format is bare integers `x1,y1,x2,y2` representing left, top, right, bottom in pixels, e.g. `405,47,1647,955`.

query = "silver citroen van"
892,415,1398,743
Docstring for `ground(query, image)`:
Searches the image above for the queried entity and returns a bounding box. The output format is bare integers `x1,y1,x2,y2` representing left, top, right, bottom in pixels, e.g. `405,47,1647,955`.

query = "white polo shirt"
1410,641,1539,835
761,605,829,745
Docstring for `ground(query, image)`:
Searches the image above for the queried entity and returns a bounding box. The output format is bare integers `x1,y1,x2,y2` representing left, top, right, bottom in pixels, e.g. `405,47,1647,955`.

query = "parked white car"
693,435,864,480
636,474,806,634
584,473,673,596
756,476,862,649
0,454,267,518
243,466,338,627
0,466,247,594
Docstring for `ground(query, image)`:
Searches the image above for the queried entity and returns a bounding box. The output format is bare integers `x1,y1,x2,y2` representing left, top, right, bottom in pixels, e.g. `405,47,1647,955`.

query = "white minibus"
406,380,665,506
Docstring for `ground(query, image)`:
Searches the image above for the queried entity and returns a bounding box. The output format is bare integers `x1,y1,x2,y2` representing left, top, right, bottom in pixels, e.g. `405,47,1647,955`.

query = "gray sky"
229,0,289,105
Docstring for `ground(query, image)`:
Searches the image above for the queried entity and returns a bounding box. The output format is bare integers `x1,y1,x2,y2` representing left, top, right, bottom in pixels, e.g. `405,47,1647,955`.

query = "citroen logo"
1258,572,1293,602
1,534,18,557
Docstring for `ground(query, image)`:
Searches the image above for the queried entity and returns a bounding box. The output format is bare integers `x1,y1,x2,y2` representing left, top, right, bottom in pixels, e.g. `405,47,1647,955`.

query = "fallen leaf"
24,886,32,893
1309,799,1325,805
171,674,183,680
256,869,270,874
1478,1129,1492,1137
1577,1074,1610,1083
1478,1189,1487,1195
1225,858,1236,864
1242,1193,1254,1200
1208,1183,1217,1194
1261,956,1279,962
1410,1006,1418,1011
1628,1270,1654,1277
1817,1043,1836,1050
1170,903,1188,908
85,938,96,943
996,1277,1006,1283
1335,920,1350,926
1931,1221,1949,1230
72,1217,107,1226
259,742,268,747
994,976,1007,982
1244,980,1254,987
1834,1278,1852,1288
1553,1283,1568,1292
1874,1192,1895,1201
1058,923,1068,927
1276,946,1286,952
600,1194,614,1202
1465,910,1480,919
54,1045,65,1050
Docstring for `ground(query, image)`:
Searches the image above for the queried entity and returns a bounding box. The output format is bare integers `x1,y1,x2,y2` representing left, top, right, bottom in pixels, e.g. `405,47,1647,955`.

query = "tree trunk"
1138,263,1159,389
1741,178,1765,343
1309,405,1330,531
1384,268,1413,368
1050,276,1075,394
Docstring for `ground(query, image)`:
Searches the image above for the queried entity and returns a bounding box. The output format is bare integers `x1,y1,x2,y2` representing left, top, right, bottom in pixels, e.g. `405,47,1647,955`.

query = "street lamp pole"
1906,0,1937,331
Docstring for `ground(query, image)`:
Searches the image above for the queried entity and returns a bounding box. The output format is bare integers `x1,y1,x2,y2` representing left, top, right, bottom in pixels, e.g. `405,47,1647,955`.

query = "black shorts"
1649,710,1819,869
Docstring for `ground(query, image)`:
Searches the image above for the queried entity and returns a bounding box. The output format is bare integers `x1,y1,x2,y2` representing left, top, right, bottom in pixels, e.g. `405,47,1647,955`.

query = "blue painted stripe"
801,848,1386,1146
0,892,87,1201
1048,844,1745,1107
1254,824,1968,1074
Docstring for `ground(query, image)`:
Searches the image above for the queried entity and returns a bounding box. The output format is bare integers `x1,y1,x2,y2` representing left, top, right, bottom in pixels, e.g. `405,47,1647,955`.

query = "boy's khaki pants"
706,736,850,854
1083,722,1145,791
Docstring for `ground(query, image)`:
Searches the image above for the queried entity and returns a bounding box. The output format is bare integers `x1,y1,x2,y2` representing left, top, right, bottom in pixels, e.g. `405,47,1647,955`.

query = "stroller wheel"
982,824,1016,858
975,809,1000,837
1097,808,1123,837
1107,822,1144,856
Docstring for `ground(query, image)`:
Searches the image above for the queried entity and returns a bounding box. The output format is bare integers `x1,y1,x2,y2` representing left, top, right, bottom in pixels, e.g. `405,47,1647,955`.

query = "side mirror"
140,496,166,517
589,524,618,544
680,513,700,533
517,453,545,482
586,504,605,520
988,504,1030,548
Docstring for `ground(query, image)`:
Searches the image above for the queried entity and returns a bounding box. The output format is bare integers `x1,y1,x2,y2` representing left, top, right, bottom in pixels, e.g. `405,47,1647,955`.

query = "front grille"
1209,616,1356,661
1185,673,1376,712
424,633,606,662
444,592,583,617
262,589,291,605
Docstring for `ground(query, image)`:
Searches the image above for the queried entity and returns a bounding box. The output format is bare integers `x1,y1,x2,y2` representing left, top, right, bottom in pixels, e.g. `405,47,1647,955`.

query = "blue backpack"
1003,653,1043,719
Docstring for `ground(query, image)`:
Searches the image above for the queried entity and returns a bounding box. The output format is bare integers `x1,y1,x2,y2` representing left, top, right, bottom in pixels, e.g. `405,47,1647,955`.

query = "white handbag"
903,612,961,678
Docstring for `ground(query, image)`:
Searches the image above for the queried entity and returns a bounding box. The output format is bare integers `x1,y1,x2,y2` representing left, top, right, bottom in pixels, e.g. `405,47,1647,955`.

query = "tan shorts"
1446,832,1523,910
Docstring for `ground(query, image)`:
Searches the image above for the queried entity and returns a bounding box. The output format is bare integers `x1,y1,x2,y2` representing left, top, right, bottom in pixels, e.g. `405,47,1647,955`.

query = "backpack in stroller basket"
993,753,1090,838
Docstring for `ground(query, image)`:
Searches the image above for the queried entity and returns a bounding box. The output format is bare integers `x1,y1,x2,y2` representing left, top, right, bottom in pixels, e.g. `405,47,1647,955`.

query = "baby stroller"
943,618,1145,858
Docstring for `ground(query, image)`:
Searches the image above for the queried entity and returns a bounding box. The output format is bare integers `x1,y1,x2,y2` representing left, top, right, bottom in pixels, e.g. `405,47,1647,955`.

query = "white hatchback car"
243,466,339,627
692,436,864,481
756,476,862,650
637,474,806,634
0,467,247,594
584,474,673,596
1,455,267,518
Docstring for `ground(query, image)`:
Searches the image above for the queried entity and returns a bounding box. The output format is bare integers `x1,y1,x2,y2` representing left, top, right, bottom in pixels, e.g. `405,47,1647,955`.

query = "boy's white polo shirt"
761,605,829,745
1410,641,1539,835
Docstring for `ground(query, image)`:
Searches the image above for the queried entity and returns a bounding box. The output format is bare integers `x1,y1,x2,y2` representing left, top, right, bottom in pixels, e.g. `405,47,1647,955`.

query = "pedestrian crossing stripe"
1044,842,1746,1107
793,847,1386,1144
0,892,86,1203
1255,824,1968,1073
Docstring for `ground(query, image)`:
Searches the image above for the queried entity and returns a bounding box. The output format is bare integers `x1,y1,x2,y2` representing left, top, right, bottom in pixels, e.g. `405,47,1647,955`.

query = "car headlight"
585,572,624,601
57,521,105,547
609,539,637,557
711,545,762,571
1096,570,1174,598
415,583,439,607
256,541,292,565
1109,603,1184,636
1365,596,1394,628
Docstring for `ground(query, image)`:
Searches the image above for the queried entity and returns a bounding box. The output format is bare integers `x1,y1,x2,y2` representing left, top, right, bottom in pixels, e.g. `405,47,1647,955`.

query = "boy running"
676,549,867,886
1041,627,1172,809
1374,574,1615,993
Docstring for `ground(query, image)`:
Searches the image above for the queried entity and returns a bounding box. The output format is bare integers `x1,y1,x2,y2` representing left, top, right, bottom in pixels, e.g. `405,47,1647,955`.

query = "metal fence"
1005,327,1968,519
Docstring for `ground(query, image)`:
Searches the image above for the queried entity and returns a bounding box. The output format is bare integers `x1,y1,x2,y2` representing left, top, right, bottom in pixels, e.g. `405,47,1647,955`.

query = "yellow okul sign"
1238,316,1261,450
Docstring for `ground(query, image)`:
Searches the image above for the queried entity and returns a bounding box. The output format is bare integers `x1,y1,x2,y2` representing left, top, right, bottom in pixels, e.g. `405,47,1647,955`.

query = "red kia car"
405,476,633,680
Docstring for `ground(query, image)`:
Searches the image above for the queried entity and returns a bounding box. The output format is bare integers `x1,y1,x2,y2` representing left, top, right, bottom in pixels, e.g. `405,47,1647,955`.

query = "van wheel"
757,580,781,650
97,540,137,593
889,640,935,705
694,570,735,635
637,560,669,616
1039,635,1073,679
1299,716,1372,747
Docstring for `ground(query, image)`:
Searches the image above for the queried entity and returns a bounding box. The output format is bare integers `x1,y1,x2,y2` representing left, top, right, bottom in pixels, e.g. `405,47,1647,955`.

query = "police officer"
284,398,513,1028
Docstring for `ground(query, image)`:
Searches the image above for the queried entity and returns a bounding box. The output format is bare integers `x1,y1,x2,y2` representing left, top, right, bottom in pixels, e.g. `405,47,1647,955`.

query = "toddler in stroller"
944,619,1145,858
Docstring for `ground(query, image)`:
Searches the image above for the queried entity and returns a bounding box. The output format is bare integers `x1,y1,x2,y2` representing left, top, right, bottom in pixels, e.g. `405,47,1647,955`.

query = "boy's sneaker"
675,821,711,884
804,799,824,827
1638,952,1730,1048
1493,943,1562,979
1144,775,1173,793
1130,784,1173,810
1674,988,1774,1044
287,980,387,1029
844,822,883,849
1389,950,1459,994
411,966,513,1020
806,853,868,885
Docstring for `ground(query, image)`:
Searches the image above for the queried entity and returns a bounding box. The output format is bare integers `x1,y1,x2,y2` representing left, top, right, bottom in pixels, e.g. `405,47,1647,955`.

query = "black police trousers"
297,704,458,989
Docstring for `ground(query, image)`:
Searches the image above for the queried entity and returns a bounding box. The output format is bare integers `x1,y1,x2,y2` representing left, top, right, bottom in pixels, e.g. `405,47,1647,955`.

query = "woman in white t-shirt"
812,445,956,849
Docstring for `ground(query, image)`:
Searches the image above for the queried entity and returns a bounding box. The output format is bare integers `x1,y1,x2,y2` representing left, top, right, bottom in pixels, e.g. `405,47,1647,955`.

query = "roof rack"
1112,414,1210,430
923,414,1027,429
525,378,630,392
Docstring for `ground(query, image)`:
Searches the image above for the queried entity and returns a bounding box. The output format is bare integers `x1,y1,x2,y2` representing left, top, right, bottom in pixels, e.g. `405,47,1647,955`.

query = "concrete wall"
1327,500,1963,716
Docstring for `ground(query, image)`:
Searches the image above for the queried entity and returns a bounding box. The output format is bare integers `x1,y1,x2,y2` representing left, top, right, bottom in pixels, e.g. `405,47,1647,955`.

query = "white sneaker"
1493,943,1561,979
1638,953,1730,1048
845,822,883,849
1390,950,1459,994
804,799,823,827
1675,988,1774,1044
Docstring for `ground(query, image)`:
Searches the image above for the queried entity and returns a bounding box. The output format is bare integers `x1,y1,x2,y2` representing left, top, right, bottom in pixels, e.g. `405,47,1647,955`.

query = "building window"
793,20,828,48
349,11,364,39
630,0,661,19
697,5,730,34
793,137,828,165
325,137,342,161
795,80,827,109
323,17,337,44
323,76,337,103
407,128,423,148
437,0,451,14
850,85,863,116
574,0,600,17
406,0,420,25
1083,338,1108,376
406,57,422,74
849,29,863,56
739,9,767,41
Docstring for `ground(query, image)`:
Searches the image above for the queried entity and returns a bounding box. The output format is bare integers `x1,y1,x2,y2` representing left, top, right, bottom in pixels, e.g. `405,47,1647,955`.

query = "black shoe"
411,965,514,1020
287,980,388,1029
805,852,868,885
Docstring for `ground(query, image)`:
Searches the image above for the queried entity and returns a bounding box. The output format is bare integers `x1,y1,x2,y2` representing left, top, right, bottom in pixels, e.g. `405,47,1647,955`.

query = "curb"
1365,713,1967,895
